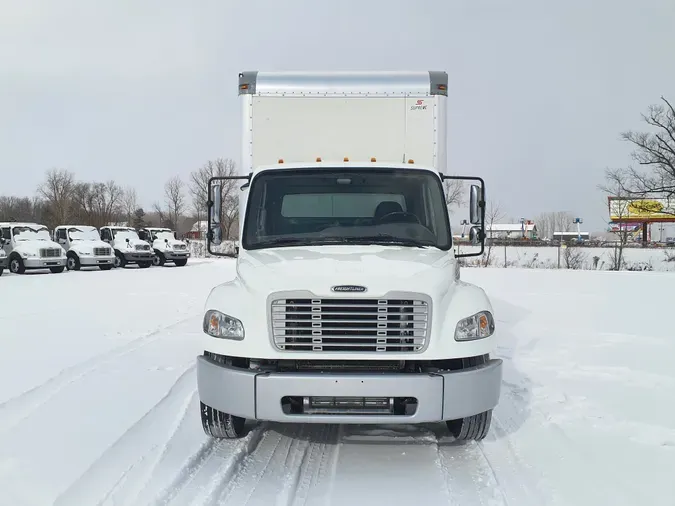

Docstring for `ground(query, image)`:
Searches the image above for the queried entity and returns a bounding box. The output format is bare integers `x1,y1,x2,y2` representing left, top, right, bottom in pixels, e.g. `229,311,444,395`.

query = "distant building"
185,220,207,240
552,231,590,242
486,222,538,240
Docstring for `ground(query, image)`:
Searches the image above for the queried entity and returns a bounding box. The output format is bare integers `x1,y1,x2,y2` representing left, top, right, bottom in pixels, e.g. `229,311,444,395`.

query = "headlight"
454,311,495,341
203,310,245,340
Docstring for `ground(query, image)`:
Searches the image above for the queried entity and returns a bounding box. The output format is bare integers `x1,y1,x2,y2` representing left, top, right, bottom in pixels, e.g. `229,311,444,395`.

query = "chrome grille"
174,244,187,251
40,248,61,258
135,244,151,251
94,247,111,256
271,297,430,353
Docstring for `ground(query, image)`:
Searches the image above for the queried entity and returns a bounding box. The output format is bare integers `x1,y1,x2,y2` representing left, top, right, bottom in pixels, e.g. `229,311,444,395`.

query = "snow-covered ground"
463,244,675,271
0,260,672,505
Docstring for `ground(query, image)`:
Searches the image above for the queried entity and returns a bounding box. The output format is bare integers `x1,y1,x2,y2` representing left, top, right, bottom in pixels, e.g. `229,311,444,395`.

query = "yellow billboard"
608,197,675,222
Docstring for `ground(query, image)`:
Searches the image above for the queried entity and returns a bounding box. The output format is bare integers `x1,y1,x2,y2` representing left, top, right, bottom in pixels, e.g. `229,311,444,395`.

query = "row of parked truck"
0,222,190,276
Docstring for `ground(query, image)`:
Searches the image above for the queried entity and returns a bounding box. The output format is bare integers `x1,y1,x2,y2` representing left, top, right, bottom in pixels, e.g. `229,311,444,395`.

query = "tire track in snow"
53,364,198,506
0,313,200,434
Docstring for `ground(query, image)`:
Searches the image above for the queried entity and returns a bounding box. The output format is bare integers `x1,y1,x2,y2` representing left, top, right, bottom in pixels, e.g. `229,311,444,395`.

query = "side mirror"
469,184,483,225
469,226,483,245
209,182,223,246
125,238,130,243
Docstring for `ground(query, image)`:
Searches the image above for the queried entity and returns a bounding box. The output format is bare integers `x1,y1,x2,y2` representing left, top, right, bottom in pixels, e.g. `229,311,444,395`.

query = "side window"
101,229,110,241
1,227,10,240
57,229,67,241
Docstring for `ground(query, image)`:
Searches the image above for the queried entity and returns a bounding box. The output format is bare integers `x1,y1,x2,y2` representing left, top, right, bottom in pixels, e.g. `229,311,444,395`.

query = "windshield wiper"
341,235,435,248
252,235,437,249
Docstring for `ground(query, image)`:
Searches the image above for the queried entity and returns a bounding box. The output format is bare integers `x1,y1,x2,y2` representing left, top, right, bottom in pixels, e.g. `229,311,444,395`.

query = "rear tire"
174,258,188,267
49,266,65,273
200,402,246,439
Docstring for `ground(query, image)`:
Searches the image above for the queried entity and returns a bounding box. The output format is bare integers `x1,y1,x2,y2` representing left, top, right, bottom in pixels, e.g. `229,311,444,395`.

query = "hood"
13,239,64,255
69,240,111,254
153,238,187,251
236,245,456,298
114,238,151,249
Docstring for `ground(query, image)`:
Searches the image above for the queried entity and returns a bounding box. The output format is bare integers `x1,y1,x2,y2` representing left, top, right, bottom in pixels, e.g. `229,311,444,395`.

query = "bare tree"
37,168,75,227
0,196,46,223
443,179,465,213
599,169,632,270
71,180,124,228
607,96,675,210
188,158,241,239
121,187,138,227
563,245,588,270
164,176,186,231
482,201,505,267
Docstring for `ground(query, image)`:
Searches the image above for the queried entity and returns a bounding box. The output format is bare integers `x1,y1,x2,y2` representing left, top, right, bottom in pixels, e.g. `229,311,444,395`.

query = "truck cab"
0,222,67,274
197,70,501,442
99,226,154,268
0,244,6,276
137,227,190,267
53,225,115,271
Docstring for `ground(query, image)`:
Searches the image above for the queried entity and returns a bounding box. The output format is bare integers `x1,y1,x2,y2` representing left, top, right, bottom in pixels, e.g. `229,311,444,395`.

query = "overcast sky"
1,0,674,231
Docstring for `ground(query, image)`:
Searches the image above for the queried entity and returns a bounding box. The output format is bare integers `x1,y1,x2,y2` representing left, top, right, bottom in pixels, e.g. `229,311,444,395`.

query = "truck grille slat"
93,247,111,256
40,248,61,258
271,296,430,353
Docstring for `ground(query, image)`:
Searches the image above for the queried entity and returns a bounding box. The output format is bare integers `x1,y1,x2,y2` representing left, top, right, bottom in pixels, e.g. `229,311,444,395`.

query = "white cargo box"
238,71,448,173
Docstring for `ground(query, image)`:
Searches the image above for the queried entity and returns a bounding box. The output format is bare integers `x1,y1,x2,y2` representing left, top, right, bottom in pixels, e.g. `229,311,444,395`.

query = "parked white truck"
198,71,501,442
99,226,154,268
0,222,67,274
137,227,190,267
53,225,115,271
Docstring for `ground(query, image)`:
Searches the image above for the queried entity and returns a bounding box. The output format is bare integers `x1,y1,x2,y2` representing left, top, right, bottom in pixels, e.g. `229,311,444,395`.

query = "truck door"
1,227,11,254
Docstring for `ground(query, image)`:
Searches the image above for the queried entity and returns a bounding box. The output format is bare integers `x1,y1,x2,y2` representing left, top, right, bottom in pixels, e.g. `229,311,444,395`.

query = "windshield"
111,228,140,241
242,168,452,250
152,230,174,241
13,226,51,241
68,227,100,241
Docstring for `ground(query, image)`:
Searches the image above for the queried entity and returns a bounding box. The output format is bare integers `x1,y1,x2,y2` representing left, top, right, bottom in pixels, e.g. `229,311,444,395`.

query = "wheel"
9,255,25,274
0,267,3,276
138,261,152,268
174,258,188,267
200,402,246,439
152,252,165,266
446,410,492,442
66,253,80,271
445,354,493,442
99,264,113,271
50,266,65,273
114,251,126,268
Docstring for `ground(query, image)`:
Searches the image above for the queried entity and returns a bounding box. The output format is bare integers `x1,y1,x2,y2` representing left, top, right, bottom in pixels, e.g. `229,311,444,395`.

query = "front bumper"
24,257,66,269
163,250,190,261
122,251,154,262
80,256,115,266
197,355,503,424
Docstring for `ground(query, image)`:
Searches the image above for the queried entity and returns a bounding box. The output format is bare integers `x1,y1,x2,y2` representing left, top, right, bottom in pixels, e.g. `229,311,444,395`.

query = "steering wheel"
376,211,421,225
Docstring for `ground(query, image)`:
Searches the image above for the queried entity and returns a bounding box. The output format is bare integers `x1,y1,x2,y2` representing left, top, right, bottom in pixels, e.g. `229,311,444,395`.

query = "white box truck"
198,71,502,441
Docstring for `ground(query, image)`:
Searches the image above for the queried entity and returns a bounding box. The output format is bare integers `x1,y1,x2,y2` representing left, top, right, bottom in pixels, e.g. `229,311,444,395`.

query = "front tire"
99,264,113,271
200,402,246,439
0,267,3,276
114,251,126,268
446,410,492,442
138,261,152,268
445,354,493,442
66,253,80,271
50,266,65,273
174,258,188,267
153,252,165,266
9,255,25,274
